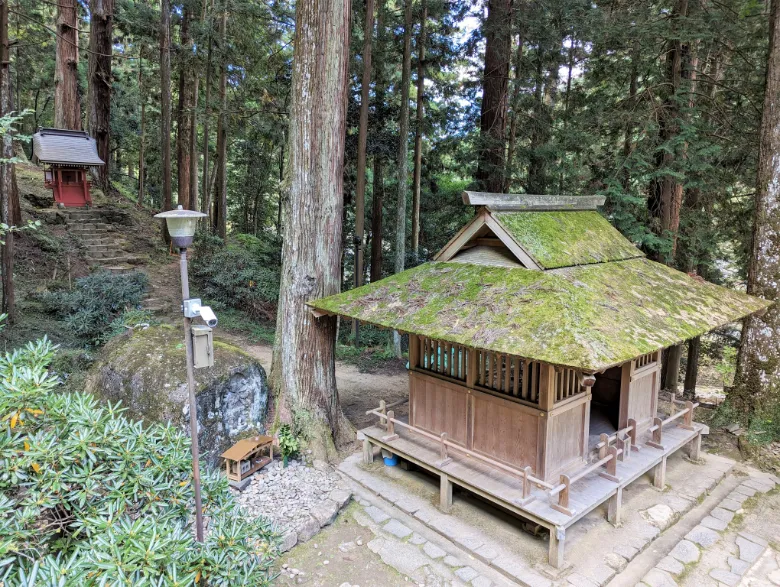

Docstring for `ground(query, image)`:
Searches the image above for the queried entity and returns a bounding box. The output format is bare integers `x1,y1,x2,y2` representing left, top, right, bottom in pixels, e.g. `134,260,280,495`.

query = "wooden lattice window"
415,336,468,382
554,368,586,402
475,350,541,404
635,351,658,369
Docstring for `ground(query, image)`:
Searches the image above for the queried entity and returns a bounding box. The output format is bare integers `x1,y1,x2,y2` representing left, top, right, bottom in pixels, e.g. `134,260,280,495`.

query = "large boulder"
85,325,270,466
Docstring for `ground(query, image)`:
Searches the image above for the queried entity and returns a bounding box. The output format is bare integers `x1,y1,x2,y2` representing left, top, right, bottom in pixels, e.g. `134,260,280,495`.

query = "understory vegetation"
0,337,278,586
37,270,149,345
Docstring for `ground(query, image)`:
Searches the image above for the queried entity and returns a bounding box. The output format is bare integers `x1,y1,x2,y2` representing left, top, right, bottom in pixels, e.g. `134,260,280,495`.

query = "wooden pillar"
363,438,374,464
687,432,702,461
653,455,667,489
548,526,566,569
440,473,453,513
539,363,556,411
608,487,622,526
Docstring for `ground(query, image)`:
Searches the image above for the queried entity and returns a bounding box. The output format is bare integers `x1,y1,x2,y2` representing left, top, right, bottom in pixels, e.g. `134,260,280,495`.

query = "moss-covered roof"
493,211,644,269
310,259,770,371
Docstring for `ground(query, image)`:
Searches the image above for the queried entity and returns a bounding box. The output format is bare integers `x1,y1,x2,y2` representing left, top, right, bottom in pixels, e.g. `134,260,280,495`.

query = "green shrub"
0,338,278,585
99,308,158,344
38,270,148,343
190,233,280,320
277,424,300,463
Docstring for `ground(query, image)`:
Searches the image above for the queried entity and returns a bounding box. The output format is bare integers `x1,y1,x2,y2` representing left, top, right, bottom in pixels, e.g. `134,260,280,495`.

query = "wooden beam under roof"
462,191,606,211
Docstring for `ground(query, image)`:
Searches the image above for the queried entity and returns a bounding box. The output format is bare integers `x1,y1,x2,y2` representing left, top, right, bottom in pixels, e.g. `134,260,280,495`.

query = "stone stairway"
64,208,144,272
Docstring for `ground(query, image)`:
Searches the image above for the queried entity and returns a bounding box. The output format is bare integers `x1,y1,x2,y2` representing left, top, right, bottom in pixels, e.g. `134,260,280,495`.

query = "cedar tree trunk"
731,0,780,418
54,0,81,130
0,0,14,321
160,0,172,214
410,0,426,258
87,0,113,190
475,0,511,193
393,0,413,357
270,0,353,459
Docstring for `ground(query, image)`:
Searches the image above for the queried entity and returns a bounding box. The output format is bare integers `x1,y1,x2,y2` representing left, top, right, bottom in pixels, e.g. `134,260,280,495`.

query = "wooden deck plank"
362,420,703,531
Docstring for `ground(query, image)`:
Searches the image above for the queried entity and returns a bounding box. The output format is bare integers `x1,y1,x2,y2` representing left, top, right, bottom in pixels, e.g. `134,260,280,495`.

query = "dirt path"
242,343,410,431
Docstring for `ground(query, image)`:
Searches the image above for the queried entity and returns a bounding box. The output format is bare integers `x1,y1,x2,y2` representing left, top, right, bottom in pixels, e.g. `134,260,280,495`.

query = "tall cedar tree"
270,0,353,458
0,0,15,322
393,0,413,358
54,0,81,130
87,0,114,191
160,0,173,216
476,0,511,193
177,9,194,210
411,0,426,258
354,0,375,292
214,4,228,239
369,0,386,284
731,0,780,419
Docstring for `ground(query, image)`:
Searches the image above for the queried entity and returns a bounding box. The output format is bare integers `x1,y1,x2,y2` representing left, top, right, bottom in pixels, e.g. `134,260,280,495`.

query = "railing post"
627,418,639,452
383,410,398,441
600,446,620,482
680,401,695,431
617,433,631,462
552,474,574,516
522,466,532,500
598,433,609,460
647,417,664,449
379,400,387,428
437,432,451,467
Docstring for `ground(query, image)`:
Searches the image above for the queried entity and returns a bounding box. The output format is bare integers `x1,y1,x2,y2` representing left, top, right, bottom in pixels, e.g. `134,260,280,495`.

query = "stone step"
102,264,136,274
71,228,109,235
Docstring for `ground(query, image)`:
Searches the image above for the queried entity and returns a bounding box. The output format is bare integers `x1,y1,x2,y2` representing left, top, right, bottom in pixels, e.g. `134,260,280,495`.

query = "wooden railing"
366,401,554,504
647,400,698,449
368,398,699,519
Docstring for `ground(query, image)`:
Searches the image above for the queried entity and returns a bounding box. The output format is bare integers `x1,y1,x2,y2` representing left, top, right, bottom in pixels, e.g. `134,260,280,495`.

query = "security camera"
199,305,218,328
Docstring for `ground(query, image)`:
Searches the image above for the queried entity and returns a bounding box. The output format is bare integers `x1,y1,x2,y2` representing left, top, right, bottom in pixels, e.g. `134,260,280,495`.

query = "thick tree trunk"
176,9,194,210
54,0,81,130
649,0,688,263
138,46,146,207
270,0,352,459
684,336,700,400
732,0,780,418
354,0,374,291
410,0,426,259
160,0,172,214
663,344,682,395
87,0,113,190
214,7,227,239
0,0,15,322
393,0,413,358
505,21,524,193
475,0,511,193
370,155,383,283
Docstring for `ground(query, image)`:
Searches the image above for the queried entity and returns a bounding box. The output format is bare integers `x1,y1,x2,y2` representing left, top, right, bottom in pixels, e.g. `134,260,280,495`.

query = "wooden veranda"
361,397,704,568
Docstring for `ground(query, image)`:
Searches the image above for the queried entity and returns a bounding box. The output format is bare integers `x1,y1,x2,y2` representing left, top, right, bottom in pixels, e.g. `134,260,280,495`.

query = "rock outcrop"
86,325,269,466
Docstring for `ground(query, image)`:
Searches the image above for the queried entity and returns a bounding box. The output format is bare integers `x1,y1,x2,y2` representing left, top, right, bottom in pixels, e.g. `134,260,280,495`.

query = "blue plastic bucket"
383,453,398,467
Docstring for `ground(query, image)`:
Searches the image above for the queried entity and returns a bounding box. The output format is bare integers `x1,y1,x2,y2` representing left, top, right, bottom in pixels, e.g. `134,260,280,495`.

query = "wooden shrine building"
32,128,105,208
310,193,771,568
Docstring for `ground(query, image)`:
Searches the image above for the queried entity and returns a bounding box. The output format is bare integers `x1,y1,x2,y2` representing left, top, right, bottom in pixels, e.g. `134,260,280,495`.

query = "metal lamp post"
154,205,208,542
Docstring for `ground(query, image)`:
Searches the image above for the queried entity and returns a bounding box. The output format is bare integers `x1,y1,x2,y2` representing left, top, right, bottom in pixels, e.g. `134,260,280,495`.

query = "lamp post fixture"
154,205,208,542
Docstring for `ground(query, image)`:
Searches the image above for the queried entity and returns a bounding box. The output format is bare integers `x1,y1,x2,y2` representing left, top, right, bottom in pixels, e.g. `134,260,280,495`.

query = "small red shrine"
32,128,104,208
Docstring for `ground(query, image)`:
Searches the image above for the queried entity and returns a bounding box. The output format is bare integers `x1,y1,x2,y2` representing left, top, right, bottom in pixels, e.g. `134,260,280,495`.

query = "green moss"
86,325,261,424
494,210,643,269
310,259,770,371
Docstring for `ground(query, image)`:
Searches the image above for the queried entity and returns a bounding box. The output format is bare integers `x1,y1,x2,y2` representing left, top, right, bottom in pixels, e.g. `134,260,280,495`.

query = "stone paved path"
636,473,779,587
